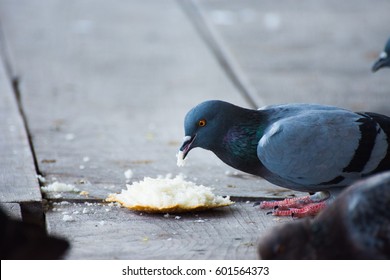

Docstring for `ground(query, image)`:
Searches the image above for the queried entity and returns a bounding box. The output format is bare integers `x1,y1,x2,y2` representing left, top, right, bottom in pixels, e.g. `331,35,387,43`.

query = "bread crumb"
41,182,80,193
106,174,233,213
83,156,90,162
65,133,75,141
164,213,170,218
79,191,89,197
124,169,133,182
36,174,46,183
175,216,181,220
82,208,90,214
62,215,75,222
176,151,186,167
79,165,85,170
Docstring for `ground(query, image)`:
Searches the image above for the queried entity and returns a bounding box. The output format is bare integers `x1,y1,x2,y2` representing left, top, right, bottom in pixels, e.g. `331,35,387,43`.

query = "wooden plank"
0,44,41,203
0,202,22,219
46,201,289,259
0,0,295,200
192,0,390,114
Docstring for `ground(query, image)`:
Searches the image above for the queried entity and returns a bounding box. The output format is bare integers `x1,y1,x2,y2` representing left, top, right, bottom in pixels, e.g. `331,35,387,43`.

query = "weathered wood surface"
0,0,294,201
192,0,390,114
0,45,41,204
46,201,289,259
2,0,387,260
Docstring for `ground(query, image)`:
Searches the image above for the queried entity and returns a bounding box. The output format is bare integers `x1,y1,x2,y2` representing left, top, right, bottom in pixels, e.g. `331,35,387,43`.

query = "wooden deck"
0,0,389,259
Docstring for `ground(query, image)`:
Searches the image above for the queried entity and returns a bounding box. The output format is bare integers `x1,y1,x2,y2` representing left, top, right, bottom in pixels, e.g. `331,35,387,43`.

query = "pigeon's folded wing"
257,109,388,190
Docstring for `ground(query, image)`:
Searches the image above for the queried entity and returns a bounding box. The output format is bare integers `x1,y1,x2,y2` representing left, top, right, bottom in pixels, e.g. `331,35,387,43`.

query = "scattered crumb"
65,133,75,141
79,165,85,170
175,216,181,220
73,211,80,215
36,174,46,183
194,219,206,223
107,202,119,208
176,151,186,167
84,202,95,206
164,213,170,218
60,201,70,205
246,201,251,204
62,215,75,222
105,208,110,212
83,156,90,162
41,182,80,193
79,191,89,197
53,193,62,199
124,169,133,182
82,208,90,214
142,237,149,242
98,221,106,226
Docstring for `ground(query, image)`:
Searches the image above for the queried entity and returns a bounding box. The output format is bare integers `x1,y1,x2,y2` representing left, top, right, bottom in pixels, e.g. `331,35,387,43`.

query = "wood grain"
0,46,41,204
46,201,290,259
0,0,296,200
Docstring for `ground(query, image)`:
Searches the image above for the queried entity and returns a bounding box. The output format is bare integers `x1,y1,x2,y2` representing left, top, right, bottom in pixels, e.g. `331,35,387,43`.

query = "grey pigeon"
372,37,390,72
179,100,390,216
257,171,390,259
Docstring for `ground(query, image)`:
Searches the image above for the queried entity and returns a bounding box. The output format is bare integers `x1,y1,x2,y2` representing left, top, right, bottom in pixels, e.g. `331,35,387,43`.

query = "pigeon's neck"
214,112,266,175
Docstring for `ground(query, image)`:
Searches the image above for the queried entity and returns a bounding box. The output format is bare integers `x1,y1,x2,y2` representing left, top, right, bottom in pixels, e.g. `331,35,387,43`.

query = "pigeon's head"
372,37,390,72
179,100,237,159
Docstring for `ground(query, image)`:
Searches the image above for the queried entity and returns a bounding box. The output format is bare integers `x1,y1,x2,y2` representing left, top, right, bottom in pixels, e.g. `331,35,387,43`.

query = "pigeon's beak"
179,135,196,159
372,52,389,72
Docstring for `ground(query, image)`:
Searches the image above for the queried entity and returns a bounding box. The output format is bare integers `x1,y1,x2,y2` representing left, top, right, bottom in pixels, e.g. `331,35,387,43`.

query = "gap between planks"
178,0,263,109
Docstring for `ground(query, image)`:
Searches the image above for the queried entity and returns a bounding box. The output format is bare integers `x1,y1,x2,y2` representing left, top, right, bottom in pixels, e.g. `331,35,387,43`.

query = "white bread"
106,175,233,213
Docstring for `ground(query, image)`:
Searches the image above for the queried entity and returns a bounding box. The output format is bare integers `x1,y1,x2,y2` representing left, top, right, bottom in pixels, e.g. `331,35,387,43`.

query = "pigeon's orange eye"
198,119,207,127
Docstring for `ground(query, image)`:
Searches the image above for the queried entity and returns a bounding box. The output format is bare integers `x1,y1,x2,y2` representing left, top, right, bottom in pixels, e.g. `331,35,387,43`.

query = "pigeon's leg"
272,202,327,218
257,191,330,217
258,191,329,209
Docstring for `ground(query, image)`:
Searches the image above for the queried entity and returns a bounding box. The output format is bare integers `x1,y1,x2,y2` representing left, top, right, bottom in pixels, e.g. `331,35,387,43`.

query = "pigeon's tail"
364,112,390,173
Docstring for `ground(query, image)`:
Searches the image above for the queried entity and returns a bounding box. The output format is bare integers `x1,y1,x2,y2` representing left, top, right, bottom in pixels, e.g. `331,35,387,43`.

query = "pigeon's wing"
257,108,388,189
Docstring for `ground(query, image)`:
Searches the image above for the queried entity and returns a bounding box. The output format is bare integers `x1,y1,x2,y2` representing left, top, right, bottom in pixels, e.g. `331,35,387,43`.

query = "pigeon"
0,208,69,259
257,171,390,259
372,37,390,72
178,100,390,216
